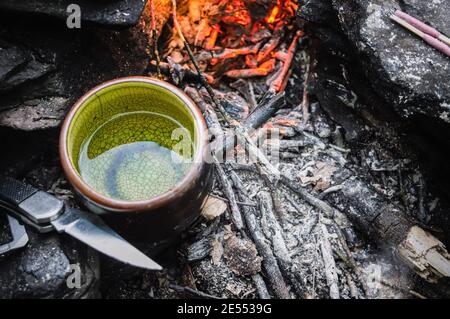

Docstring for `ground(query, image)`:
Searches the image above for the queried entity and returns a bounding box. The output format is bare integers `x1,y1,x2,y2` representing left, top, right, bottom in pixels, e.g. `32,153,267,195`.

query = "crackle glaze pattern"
67,82,196,171
67,82,196,202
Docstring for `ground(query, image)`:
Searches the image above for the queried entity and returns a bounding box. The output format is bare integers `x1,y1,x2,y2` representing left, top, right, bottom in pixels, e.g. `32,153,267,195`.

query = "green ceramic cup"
60,77,213,243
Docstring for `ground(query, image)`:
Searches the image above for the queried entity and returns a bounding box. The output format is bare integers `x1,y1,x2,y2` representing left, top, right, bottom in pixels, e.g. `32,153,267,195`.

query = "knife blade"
0,177,162,271
52,207,162,270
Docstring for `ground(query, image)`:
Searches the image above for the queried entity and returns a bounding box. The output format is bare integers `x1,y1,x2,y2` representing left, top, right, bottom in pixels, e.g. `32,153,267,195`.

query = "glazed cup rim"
59,76,208,213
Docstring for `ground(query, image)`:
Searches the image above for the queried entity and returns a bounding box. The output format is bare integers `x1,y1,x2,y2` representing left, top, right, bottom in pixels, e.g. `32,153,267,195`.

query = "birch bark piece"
397,226,450,283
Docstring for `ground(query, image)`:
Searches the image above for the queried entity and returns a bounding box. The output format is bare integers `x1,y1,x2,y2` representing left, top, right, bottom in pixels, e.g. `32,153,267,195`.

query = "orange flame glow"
267,6,280,24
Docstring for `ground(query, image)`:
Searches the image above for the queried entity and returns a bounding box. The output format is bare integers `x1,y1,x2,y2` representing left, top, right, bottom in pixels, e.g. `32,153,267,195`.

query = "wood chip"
201,196,228,220
223,230,262,276
211,236,224,266
299,161,337,191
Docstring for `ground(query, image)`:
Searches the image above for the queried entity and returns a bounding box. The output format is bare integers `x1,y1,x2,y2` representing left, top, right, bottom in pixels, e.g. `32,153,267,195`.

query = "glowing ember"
160,0,300,92
222,0,252,26
205,24,220,50
267,5,280,24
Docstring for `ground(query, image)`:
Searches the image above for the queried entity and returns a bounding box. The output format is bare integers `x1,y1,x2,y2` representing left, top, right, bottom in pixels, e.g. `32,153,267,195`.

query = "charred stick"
184,87,223,136
257,36,281,63
230,173,291,299
252,274,271,299
266,66,283,87
274,51,288,61
244,92,285,129
257,190,306,297
320,224,340,299
280,175,337,217
301,54,311,124
213,157,245,231
185,87,245,231
248,81,257,110
245,55,258,68
277,69,292,92
225,68,269,78
256,164,285,224
150,61,214,84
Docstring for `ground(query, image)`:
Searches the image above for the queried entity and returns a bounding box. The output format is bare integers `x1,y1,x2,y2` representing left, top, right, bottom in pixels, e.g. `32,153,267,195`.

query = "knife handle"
0,177,64,227
0,176,38,205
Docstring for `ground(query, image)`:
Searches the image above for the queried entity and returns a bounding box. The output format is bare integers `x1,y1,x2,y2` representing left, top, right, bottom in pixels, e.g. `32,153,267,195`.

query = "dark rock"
0,127,100,298
300,0,450,124
0,214,12,244
0,12,151,130
0,0,147,29
0,40,55,93
0,229,100,298
298,0,339,26
0,129,95,299
309,55,369,142
334,0,450,123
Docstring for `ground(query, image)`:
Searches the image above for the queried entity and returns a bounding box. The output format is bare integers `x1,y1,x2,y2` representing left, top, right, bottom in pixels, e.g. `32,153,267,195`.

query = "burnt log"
324,176,450,283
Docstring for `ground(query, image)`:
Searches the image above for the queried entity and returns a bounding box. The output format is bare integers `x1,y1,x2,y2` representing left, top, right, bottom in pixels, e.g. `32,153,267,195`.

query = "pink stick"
423,34,450,58
395,10,441,38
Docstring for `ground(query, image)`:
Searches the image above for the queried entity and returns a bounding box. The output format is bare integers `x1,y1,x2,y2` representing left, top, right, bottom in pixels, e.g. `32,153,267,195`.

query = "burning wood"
269,31,301,92
224,59,276,78
256,32,282,64
156,0,299,94
205,24,221,50
210,43,262,65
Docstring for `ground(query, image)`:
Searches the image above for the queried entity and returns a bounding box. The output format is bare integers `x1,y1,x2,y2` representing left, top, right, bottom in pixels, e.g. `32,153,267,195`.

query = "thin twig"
209,193,257,207
320,224,340,299
230,173,292,299
214,157,245,231
301,53,311,124
252,274,271,299
258,190,306,297
150,0,161,78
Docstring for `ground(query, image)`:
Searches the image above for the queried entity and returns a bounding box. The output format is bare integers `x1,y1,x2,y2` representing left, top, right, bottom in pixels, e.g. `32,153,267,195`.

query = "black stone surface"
0,0,147,29
299,0,450,124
